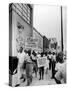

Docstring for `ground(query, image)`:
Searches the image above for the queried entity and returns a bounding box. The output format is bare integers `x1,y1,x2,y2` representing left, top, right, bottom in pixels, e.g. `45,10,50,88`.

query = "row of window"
10,3,32,24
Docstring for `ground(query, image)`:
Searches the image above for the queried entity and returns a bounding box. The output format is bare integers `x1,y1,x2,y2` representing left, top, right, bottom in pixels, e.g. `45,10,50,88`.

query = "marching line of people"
15,47,66,86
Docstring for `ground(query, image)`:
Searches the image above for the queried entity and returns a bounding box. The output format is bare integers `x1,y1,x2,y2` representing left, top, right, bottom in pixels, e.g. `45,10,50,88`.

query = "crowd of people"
15,47,66,86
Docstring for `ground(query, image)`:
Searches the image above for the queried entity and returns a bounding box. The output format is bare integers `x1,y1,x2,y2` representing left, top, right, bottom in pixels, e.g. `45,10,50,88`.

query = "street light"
61,6,63,52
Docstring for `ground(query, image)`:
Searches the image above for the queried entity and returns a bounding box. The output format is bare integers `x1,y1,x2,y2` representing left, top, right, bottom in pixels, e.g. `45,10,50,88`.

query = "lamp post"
61,6,63,52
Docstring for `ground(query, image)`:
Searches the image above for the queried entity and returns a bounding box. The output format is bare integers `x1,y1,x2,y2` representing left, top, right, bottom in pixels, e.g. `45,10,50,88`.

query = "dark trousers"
39,67,44,80
51,61,56,78
26,63,33,86
33,62,38,77
54,77,61,84
49,59,52,70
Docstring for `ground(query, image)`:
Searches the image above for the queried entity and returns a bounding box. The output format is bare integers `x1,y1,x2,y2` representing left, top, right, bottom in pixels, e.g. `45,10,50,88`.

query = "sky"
33,5,67,50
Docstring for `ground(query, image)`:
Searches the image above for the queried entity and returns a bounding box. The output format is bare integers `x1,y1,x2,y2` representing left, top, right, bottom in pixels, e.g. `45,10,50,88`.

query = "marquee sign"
25,37,38,49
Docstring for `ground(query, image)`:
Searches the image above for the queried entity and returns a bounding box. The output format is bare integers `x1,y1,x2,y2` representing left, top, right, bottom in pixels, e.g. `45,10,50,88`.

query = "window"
13,3,32,24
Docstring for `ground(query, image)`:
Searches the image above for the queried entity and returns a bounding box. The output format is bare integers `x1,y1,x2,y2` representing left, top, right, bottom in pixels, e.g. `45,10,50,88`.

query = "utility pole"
61,6,63,52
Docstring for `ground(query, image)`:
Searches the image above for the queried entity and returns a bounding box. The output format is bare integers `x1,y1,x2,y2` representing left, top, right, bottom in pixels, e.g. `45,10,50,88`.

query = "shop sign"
26,37,38,43
25,37,38,49
25,42,37,49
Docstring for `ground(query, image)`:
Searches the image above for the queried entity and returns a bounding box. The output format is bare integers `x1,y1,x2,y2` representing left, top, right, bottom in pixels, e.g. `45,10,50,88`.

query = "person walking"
25,50,33,86
39,52,44,80
54,52,66,84
48,51,52,70
51,52,56,79
44,52,49,74
17,47,26,86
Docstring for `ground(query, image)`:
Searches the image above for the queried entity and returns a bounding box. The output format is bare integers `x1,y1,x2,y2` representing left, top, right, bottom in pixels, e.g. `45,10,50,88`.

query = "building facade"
9,3,34,86
33,27,43,53
49,38,57,52
43,36,49,52
9,3,33,56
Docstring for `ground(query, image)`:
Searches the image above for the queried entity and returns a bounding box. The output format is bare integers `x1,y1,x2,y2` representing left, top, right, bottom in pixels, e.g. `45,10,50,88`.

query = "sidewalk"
20,70,56,86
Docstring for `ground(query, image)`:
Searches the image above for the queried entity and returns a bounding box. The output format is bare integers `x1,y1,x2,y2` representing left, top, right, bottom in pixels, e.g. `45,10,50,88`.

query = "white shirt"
17,51,26,64
55,62,63,71
17,51,26,84
48,54,52,59
55,62,66,83
37,54,41,58
52,55,56,61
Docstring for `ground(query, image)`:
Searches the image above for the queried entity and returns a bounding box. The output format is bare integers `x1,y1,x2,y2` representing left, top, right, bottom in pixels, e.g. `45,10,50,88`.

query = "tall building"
9,3,33,56
43,36,49,52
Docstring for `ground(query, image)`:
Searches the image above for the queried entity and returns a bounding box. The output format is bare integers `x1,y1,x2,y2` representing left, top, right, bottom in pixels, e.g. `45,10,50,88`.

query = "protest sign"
37,57,47,67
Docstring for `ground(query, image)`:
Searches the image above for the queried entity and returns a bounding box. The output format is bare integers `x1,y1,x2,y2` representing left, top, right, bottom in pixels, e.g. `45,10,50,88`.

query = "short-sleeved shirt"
17,51,26,64
48,54,52,59
55,62,66,83
52,55,56,61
